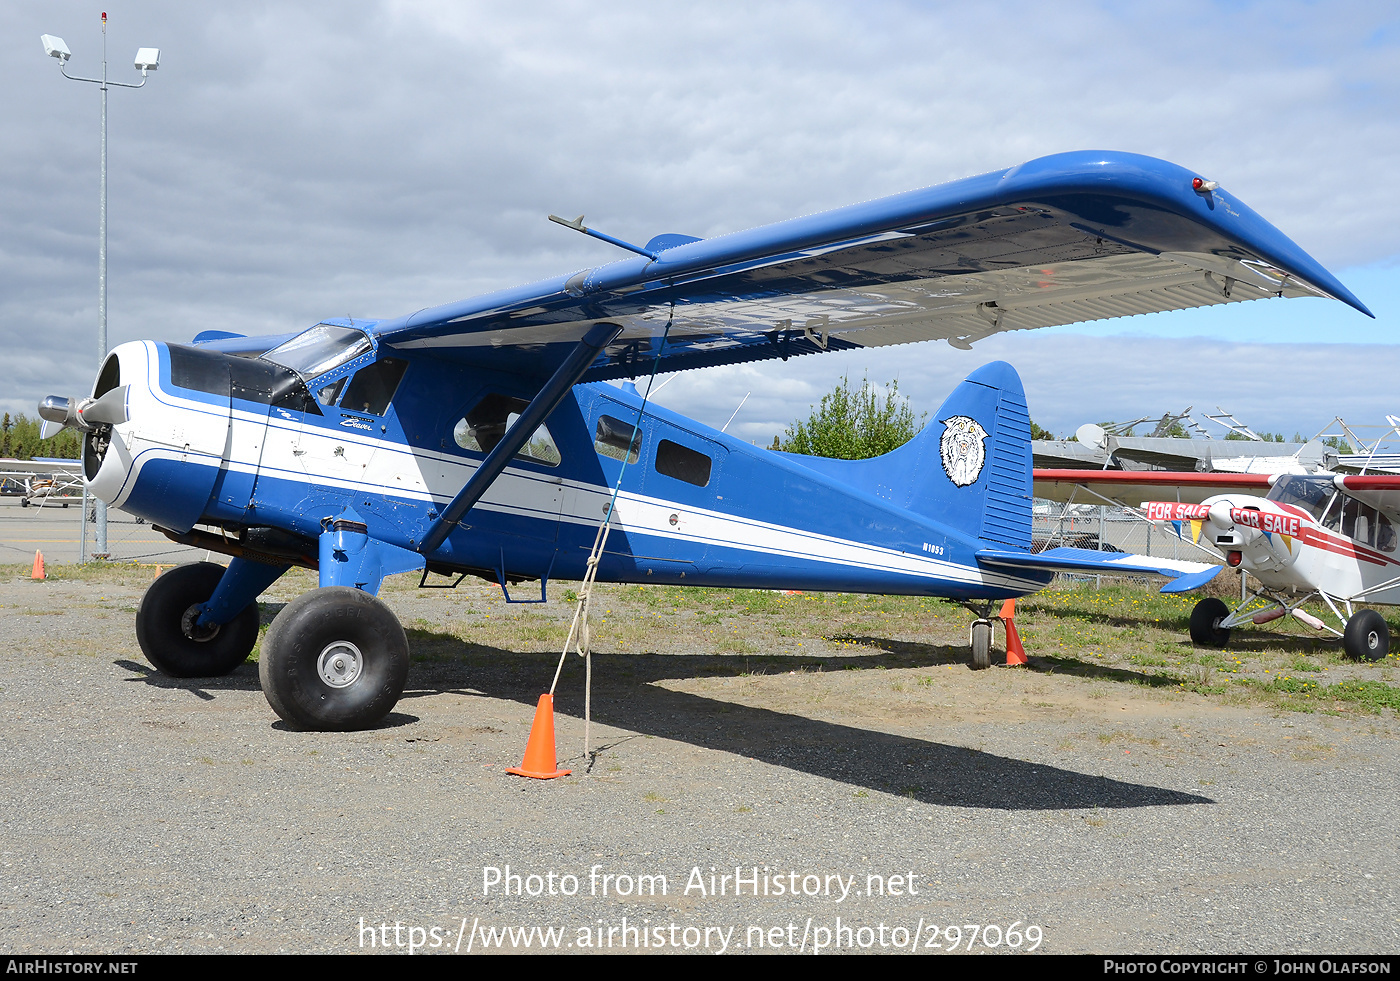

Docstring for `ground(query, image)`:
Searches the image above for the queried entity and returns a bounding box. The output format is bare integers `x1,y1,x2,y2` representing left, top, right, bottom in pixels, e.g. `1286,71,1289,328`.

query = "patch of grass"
1325,680,1400,714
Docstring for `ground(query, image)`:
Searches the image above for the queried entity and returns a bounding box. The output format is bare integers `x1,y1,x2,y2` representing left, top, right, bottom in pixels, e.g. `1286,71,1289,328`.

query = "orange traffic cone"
506,694,571,779
30,550,45,581
999,598,1026,666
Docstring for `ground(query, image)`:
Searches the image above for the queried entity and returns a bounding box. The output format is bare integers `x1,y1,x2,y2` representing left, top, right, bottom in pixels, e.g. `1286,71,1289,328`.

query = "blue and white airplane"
38,151,1370,731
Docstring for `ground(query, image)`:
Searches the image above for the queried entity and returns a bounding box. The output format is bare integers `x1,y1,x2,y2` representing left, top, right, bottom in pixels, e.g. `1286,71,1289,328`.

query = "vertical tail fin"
872,361,1033,548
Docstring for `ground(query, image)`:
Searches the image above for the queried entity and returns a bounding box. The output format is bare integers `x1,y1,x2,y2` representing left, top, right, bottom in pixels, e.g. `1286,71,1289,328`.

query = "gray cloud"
3,1,1397,430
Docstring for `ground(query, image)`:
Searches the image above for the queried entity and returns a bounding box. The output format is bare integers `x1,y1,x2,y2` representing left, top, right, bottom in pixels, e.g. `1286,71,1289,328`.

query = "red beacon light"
1226,550,1243,568
1192,177,1219,192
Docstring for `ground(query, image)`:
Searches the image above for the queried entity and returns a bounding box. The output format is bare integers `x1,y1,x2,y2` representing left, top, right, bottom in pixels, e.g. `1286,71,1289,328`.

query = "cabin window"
341,358,408,416
1326,496,1395,551
656,439,712,487
1378,513,1396,552
453,393,561,467
595,415,640,464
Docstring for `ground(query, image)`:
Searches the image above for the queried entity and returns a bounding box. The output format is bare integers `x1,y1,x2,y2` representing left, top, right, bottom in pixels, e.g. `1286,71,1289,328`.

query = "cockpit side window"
316,378,346,407
341,358,407,416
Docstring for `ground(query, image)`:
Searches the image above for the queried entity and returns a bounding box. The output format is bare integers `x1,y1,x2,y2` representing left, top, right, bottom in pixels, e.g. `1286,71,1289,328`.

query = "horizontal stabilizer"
977,546,1221,593
1160,565,1226,593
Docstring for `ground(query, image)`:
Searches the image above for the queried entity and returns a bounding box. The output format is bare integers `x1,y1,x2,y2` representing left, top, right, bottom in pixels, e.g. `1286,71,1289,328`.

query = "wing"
359,150,1369,379
1033,469,1274,506
0,458,82,477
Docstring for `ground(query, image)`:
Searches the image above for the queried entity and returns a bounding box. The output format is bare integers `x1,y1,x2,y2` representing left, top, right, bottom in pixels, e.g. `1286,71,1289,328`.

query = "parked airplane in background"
0,458,84,507
37,150,1370,731
1035,468,1400,661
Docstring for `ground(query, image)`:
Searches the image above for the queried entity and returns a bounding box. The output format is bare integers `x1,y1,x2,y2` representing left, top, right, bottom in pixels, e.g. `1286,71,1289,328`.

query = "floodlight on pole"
41,35,71,63
41,13,159,562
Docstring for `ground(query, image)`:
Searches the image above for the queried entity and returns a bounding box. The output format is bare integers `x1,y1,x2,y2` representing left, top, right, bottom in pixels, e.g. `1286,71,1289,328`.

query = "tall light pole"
42,14,159,561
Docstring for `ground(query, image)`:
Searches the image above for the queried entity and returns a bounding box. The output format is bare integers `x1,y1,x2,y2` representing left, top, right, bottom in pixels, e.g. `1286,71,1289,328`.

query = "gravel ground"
2,568,1398,955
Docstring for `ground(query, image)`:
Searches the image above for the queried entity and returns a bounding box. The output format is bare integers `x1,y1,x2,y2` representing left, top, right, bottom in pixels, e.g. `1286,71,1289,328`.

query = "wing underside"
365,151,1369,379
1032,469,1274,506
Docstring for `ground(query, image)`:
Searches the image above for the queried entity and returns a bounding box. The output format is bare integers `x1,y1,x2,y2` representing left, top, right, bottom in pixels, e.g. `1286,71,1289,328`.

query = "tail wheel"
135,561,259,677
970,619,992,670
1189,597,1231,648
1344,609,1390,662
259,587,409,731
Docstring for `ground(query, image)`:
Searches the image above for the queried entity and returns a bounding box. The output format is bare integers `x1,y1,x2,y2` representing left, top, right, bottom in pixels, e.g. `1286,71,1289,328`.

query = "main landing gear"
1343,609,1389,663
259,587,409,731
1188,597,1231,648
1189,594,1390,662
134,555,412,730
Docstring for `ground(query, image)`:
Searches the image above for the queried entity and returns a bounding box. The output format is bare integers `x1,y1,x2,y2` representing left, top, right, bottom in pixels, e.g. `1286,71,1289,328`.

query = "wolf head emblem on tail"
940,415,988,487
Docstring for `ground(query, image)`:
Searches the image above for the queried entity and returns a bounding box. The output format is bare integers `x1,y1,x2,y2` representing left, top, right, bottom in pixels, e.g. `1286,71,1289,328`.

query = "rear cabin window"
341,358,408,416
453,393,561,467
595,415,641,464
656,439,712,487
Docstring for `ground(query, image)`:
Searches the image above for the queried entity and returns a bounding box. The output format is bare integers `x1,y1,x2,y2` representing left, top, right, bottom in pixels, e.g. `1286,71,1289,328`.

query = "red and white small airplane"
1033,470,1400,661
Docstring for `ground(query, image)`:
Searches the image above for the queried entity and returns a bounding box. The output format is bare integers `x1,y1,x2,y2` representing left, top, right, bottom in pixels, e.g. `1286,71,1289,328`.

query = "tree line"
1,413,82,460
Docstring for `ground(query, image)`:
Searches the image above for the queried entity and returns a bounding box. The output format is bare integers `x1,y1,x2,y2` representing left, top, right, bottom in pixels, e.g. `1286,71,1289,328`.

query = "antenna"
721,392,750,433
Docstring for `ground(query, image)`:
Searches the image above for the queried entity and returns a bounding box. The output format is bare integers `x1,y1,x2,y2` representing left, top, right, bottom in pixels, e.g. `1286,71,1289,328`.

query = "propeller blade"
77,386,129,426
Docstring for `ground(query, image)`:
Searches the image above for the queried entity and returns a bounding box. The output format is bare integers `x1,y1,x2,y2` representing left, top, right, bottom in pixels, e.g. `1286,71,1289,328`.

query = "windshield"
1267,475,1335,520
260,324,372,380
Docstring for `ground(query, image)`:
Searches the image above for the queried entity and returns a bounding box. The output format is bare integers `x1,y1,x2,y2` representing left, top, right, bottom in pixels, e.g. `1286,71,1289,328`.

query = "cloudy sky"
4,1,1397,445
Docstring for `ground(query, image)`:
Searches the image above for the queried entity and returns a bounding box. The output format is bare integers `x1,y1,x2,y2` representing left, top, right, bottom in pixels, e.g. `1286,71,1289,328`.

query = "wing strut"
419,322,624,554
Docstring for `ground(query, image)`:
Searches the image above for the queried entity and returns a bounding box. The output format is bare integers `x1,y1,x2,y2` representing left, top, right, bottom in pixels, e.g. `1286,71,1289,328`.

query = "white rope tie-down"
546,308,674,768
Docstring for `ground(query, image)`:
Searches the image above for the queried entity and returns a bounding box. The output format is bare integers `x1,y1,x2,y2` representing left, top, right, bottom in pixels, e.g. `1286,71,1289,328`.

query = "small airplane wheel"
970,619,992,670
259,587,409,731
1189,597,1231,647
1343,609,1390,662
135,561,259,677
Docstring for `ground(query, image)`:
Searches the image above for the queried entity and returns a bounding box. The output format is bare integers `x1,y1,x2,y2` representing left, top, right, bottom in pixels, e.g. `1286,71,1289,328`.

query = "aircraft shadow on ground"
115,657,262,700
112,628,1214,810
400,631,1214,812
